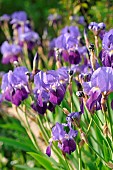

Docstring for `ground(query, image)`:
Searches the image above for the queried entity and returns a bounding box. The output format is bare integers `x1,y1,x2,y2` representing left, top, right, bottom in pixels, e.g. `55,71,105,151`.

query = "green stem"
36,115,49,145
95,112,103,125
23,42,31,71
24,108,40,151
51,143,70,170
95,35,99,57
92,116,113,154
77,145,82,170
64,156,71,170
17,107,40,151
86,116,93,134
44,114,51,137
87,143,106,163
107,100,113,140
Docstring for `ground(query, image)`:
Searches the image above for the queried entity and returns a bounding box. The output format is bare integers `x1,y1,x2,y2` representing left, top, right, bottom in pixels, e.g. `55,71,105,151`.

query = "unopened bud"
67,70,74,76
89,44,94,51
54,48,62,68
32,52,39,74
13,61,19,68
89,44,96,71
25,71,31,81
68,70,74,84
84,29,89,48
76,91,84,98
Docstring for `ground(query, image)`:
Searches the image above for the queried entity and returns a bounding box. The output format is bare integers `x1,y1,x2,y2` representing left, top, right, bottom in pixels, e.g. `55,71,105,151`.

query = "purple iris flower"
83,67,113,111
100,29,113,67
11,11,27,24
69,15,86,25
59,138,76,154
91,67,113,92
0,14,10,22
49,25,82,65
61,26,81,40
66,36,79,49
99,30,106,40
62,49,81,65
67,112,82,123
32,68,68,115
55,33,80,65
48,38,56,58
88,22,106,36
49,39,56,49
46,144,52,157
102,29,113,51
46,122,78,156
48,13,62,25
55,27,80,50
1,41,22,64
1,66,29,106
100,50,113,67
17,25,40,50
55,34,67,49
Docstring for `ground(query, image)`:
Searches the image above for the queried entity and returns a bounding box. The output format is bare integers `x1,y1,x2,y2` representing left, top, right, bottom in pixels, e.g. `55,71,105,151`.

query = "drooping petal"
61,139,76,154
46,145,51,157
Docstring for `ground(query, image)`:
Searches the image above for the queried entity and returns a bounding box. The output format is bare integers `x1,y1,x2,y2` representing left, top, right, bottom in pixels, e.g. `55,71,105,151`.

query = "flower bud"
76,91,84,98
32,52,39,74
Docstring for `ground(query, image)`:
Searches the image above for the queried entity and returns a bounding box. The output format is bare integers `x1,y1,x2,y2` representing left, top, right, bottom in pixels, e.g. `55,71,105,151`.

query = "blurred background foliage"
0,0,113,169
0,0,113,39
0,0,113,71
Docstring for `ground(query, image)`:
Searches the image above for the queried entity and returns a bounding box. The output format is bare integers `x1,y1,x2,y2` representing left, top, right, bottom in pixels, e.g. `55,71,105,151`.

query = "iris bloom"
88,22,105,36
101,29,113,67
32,68,68,114
1,41,22,64
11,11,27,24
0,14,10,22
46,122,78,156
17,25,40,50
1,66,29,106
83,67,113,111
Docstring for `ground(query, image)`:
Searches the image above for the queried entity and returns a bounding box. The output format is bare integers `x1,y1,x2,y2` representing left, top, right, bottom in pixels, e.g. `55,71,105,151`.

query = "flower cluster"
0,11,40,64
1,10,113,161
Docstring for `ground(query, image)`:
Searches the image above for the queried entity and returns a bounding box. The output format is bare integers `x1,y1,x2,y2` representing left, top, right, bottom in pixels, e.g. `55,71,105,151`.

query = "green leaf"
0,137,36,152
15,165,44,170
28,152,59,170
103,141,109,162
0,123,25,133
